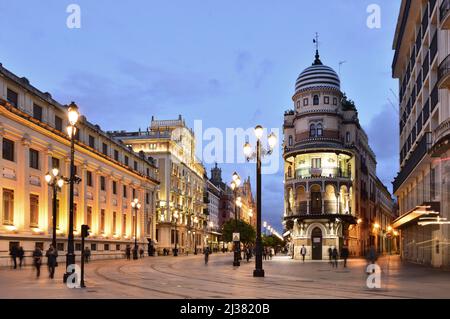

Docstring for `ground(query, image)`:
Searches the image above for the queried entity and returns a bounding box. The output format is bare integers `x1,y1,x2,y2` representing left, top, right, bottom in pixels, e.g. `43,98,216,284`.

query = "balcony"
431,118,450,157
438,54,450,88
440,0,450,29
393,132,432,193
285,168,351,184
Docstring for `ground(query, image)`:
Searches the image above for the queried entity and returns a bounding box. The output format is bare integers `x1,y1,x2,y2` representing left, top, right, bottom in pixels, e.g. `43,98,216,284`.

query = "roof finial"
313,32,322,65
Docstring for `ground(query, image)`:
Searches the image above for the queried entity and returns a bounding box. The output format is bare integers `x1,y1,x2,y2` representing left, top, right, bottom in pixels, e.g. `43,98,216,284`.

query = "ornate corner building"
283,51,396,260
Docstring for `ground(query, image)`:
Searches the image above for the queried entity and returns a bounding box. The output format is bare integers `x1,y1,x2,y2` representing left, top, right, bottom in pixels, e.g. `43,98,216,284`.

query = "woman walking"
46,244,58,279
32,246,43,278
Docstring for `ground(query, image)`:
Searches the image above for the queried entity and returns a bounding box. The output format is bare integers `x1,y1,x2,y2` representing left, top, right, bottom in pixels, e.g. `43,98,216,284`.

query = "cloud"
235,51,252,73
234,51,273,88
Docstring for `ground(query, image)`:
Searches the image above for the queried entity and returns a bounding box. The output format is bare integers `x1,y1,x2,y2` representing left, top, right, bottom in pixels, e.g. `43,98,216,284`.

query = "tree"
262,234,284,248
222,219,256,245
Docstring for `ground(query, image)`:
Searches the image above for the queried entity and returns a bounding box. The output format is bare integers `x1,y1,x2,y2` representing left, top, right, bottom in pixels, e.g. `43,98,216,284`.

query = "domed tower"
283,50,360,260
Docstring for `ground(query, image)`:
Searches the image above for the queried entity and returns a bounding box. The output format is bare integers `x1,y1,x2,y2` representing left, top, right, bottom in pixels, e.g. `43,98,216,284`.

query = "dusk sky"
0,0,401,232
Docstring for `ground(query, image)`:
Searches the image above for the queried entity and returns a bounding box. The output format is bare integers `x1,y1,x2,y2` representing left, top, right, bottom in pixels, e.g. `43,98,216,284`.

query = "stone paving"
0,253,449,299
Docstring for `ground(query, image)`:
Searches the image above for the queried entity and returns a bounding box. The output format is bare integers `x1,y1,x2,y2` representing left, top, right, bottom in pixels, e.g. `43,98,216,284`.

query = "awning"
392,202,440,229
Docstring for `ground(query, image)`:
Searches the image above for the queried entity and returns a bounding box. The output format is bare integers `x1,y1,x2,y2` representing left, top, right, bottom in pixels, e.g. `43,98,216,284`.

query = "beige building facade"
111,116,208,255
0,64,159,266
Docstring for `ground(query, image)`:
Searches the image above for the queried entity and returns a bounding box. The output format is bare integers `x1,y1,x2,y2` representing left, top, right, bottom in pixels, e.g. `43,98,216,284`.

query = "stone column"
42,145,52,234
321,191,325,215
17,134,31,231
306,192,310,215
80,162,87,227
336,192,340,214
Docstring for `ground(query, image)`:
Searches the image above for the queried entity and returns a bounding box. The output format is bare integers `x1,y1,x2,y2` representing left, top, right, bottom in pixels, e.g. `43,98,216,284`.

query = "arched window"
316,123,323,137
310,124,316,137
288,135,293,146
288,167,292,177
313,95,319,105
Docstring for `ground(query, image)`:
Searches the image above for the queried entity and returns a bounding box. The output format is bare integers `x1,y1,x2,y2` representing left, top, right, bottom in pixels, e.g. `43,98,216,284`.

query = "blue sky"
0,0,401,232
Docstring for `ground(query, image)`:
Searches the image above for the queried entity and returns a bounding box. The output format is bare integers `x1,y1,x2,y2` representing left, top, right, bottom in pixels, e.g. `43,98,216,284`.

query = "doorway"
311,227,323,260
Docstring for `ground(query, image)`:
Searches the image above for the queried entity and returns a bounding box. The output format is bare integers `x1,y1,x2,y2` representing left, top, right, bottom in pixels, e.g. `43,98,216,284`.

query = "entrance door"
311,227,323,260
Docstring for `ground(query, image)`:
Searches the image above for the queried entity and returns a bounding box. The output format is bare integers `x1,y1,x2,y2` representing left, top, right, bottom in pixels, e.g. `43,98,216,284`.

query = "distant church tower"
210,162,222,185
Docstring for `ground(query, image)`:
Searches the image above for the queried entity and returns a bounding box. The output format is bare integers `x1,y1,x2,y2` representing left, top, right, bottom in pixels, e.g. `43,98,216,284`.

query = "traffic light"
81,224,90,238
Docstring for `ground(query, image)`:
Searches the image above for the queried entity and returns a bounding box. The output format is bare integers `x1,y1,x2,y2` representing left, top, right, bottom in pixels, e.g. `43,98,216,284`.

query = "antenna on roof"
312,32,322,65
338,61,347,78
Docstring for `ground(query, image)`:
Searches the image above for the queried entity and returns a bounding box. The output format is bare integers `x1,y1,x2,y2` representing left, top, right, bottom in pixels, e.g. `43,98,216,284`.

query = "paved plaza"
0,253,449,299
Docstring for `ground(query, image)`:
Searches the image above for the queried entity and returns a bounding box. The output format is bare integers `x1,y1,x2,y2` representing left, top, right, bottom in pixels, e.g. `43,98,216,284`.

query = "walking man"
10,244,18,269
125,245,131,260
331,247,339,268
46,244,58,279
84,246,91,264
204,247,210,265
341,245,349,268
32,246,43,278
300,245,307,262
18,246,25,268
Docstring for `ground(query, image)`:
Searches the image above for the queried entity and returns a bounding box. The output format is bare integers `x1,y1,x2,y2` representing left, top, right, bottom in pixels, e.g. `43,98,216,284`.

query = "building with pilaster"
283,50,395,260
0,63,159,266
110,116,207,255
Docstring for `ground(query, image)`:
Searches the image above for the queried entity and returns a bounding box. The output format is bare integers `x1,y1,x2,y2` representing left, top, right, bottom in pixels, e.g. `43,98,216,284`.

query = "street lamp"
45,169,66,248
230,172,241,267
173,211,179,256
243,125,277,277
131,198,141,260
263,221,267,236
248,209,253,226
63,102,81,283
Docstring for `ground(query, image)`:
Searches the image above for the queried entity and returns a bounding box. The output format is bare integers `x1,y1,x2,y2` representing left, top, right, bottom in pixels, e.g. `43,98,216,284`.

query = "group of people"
296,244,350,268
125,245,146,259
263,247,275,260
11,244,59,278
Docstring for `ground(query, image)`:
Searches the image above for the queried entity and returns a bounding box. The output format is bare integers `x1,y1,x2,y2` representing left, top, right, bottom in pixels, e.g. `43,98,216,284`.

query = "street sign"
233,232,240,241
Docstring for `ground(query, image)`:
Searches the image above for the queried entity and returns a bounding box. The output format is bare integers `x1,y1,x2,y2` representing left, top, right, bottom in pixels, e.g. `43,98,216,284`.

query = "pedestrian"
32,246,43,278
366,245,378,273
84,246,91,263
271,247,275,259
148,242,154,257
246,247,251,262
263,247,267,260
18,246,25,268
10,244,18,269
204,247,210,265
332,247,339,268
300,245,307,262
125,245,131,260
139,247,144,258
341,245,349,268
45,244,58,279
328,247,332,264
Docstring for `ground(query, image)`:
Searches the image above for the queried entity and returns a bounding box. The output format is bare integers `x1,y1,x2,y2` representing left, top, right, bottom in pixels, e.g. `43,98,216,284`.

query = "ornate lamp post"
63,102,81,283
243,125,277,277
230,172,241,267
173,211,179,256
131,198,141,260
45,168,65,248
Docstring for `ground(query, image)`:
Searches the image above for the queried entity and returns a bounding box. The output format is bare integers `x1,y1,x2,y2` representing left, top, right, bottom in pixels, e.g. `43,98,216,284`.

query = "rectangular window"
122,214,127,235
75,243,82,251
311,158,322,169
333,97,338,105
87,171,93,187
146,193,150,205
2,189,14,225
100,209,105,233
33,103,43,121
324,96,330,104
132,188,136,199
89,135,95,149
55,116,63,132
123,185,127,198
116,244,121,251
303,98,308,106
114,150,119,161
29,148,39,169
430,168,436,199
146,167,150,176
91,244,97,251
2,138,14,161
57,243,64,251
102,143,108,155
100,176,106,191
124,155,129,166
112,181,117,195
104,244,110,251
7,88,18,107
113,212,117,234
87,206,92,227
30,194,39,227
52,157,60,170
134,161,138,170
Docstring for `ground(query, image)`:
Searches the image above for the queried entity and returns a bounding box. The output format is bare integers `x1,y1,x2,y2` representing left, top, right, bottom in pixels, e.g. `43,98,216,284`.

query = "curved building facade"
283,51,395,260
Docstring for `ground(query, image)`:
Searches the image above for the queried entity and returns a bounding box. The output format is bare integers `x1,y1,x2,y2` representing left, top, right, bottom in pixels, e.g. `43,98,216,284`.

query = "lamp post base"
253,269,265,277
